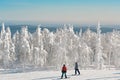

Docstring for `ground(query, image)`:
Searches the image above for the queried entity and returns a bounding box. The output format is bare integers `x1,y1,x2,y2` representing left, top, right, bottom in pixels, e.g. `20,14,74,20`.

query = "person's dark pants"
75,69,80,75
61,71,67,78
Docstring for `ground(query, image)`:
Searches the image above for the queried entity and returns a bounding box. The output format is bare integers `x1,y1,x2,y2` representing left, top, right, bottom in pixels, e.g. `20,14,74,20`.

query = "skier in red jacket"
61,64,67,79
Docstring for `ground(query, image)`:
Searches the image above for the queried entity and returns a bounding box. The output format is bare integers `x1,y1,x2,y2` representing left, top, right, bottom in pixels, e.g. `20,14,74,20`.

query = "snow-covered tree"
0,23,120,69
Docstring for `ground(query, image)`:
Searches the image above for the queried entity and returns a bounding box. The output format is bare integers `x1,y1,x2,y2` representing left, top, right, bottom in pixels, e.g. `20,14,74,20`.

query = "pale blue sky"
0,0,120,24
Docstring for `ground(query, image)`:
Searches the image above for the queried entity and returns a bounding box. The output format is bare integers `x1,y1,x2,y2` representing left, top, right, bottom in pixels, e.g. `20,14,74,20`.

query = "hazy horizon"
1,21,120,26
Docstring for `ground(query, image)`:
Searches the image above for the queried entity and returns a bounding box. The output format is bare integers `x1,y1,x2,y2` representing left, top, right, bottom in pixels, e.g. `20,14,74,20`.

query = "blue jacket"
75,62,78,69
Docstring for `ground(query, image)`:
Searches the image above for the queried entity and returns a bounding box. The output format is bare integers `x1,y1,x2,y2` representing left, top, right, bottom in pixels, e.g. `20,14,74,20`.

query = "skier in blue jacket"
74,62,80,75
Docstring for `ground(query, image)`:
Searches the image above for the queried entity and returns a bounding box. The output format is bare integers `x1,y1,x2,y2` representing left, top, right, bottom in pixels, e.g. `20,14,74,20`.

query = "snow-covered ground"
0,69,120,80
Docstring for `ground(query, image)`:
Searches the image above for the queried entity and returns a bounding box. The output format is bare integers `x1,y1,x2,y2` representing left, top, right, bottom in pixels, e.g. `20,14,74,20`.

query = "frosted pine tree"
82,28,96,66
32,26,42,66
12,31,20,64
110,30,120,69
0,23,11,69
6,27,15,68
95,22,104,69
18,27,31,69
1,23,6,39
32,26,48,67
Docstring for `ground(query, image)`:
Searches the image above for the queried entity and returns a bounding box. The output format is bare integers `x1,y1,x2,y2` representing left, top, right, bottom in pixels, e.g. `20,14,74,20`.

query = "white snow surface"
0,69,120,80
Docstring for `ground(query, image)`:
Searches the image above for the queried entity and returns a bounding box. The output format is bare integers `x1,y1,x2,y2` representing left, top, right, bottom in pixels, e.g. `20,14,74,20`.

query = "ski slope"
0,69,120,80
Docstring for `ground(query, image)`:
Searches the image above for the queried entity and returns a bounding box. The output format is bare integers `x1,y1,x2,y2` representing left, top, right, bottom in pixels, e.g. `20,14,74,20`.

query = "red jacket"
62,65,67,72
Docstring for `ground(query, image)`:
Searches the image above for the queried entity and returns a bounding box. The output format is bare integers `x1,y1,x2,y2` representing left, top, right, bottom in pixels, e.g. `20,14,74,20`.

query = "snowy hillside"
0,69,120,80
